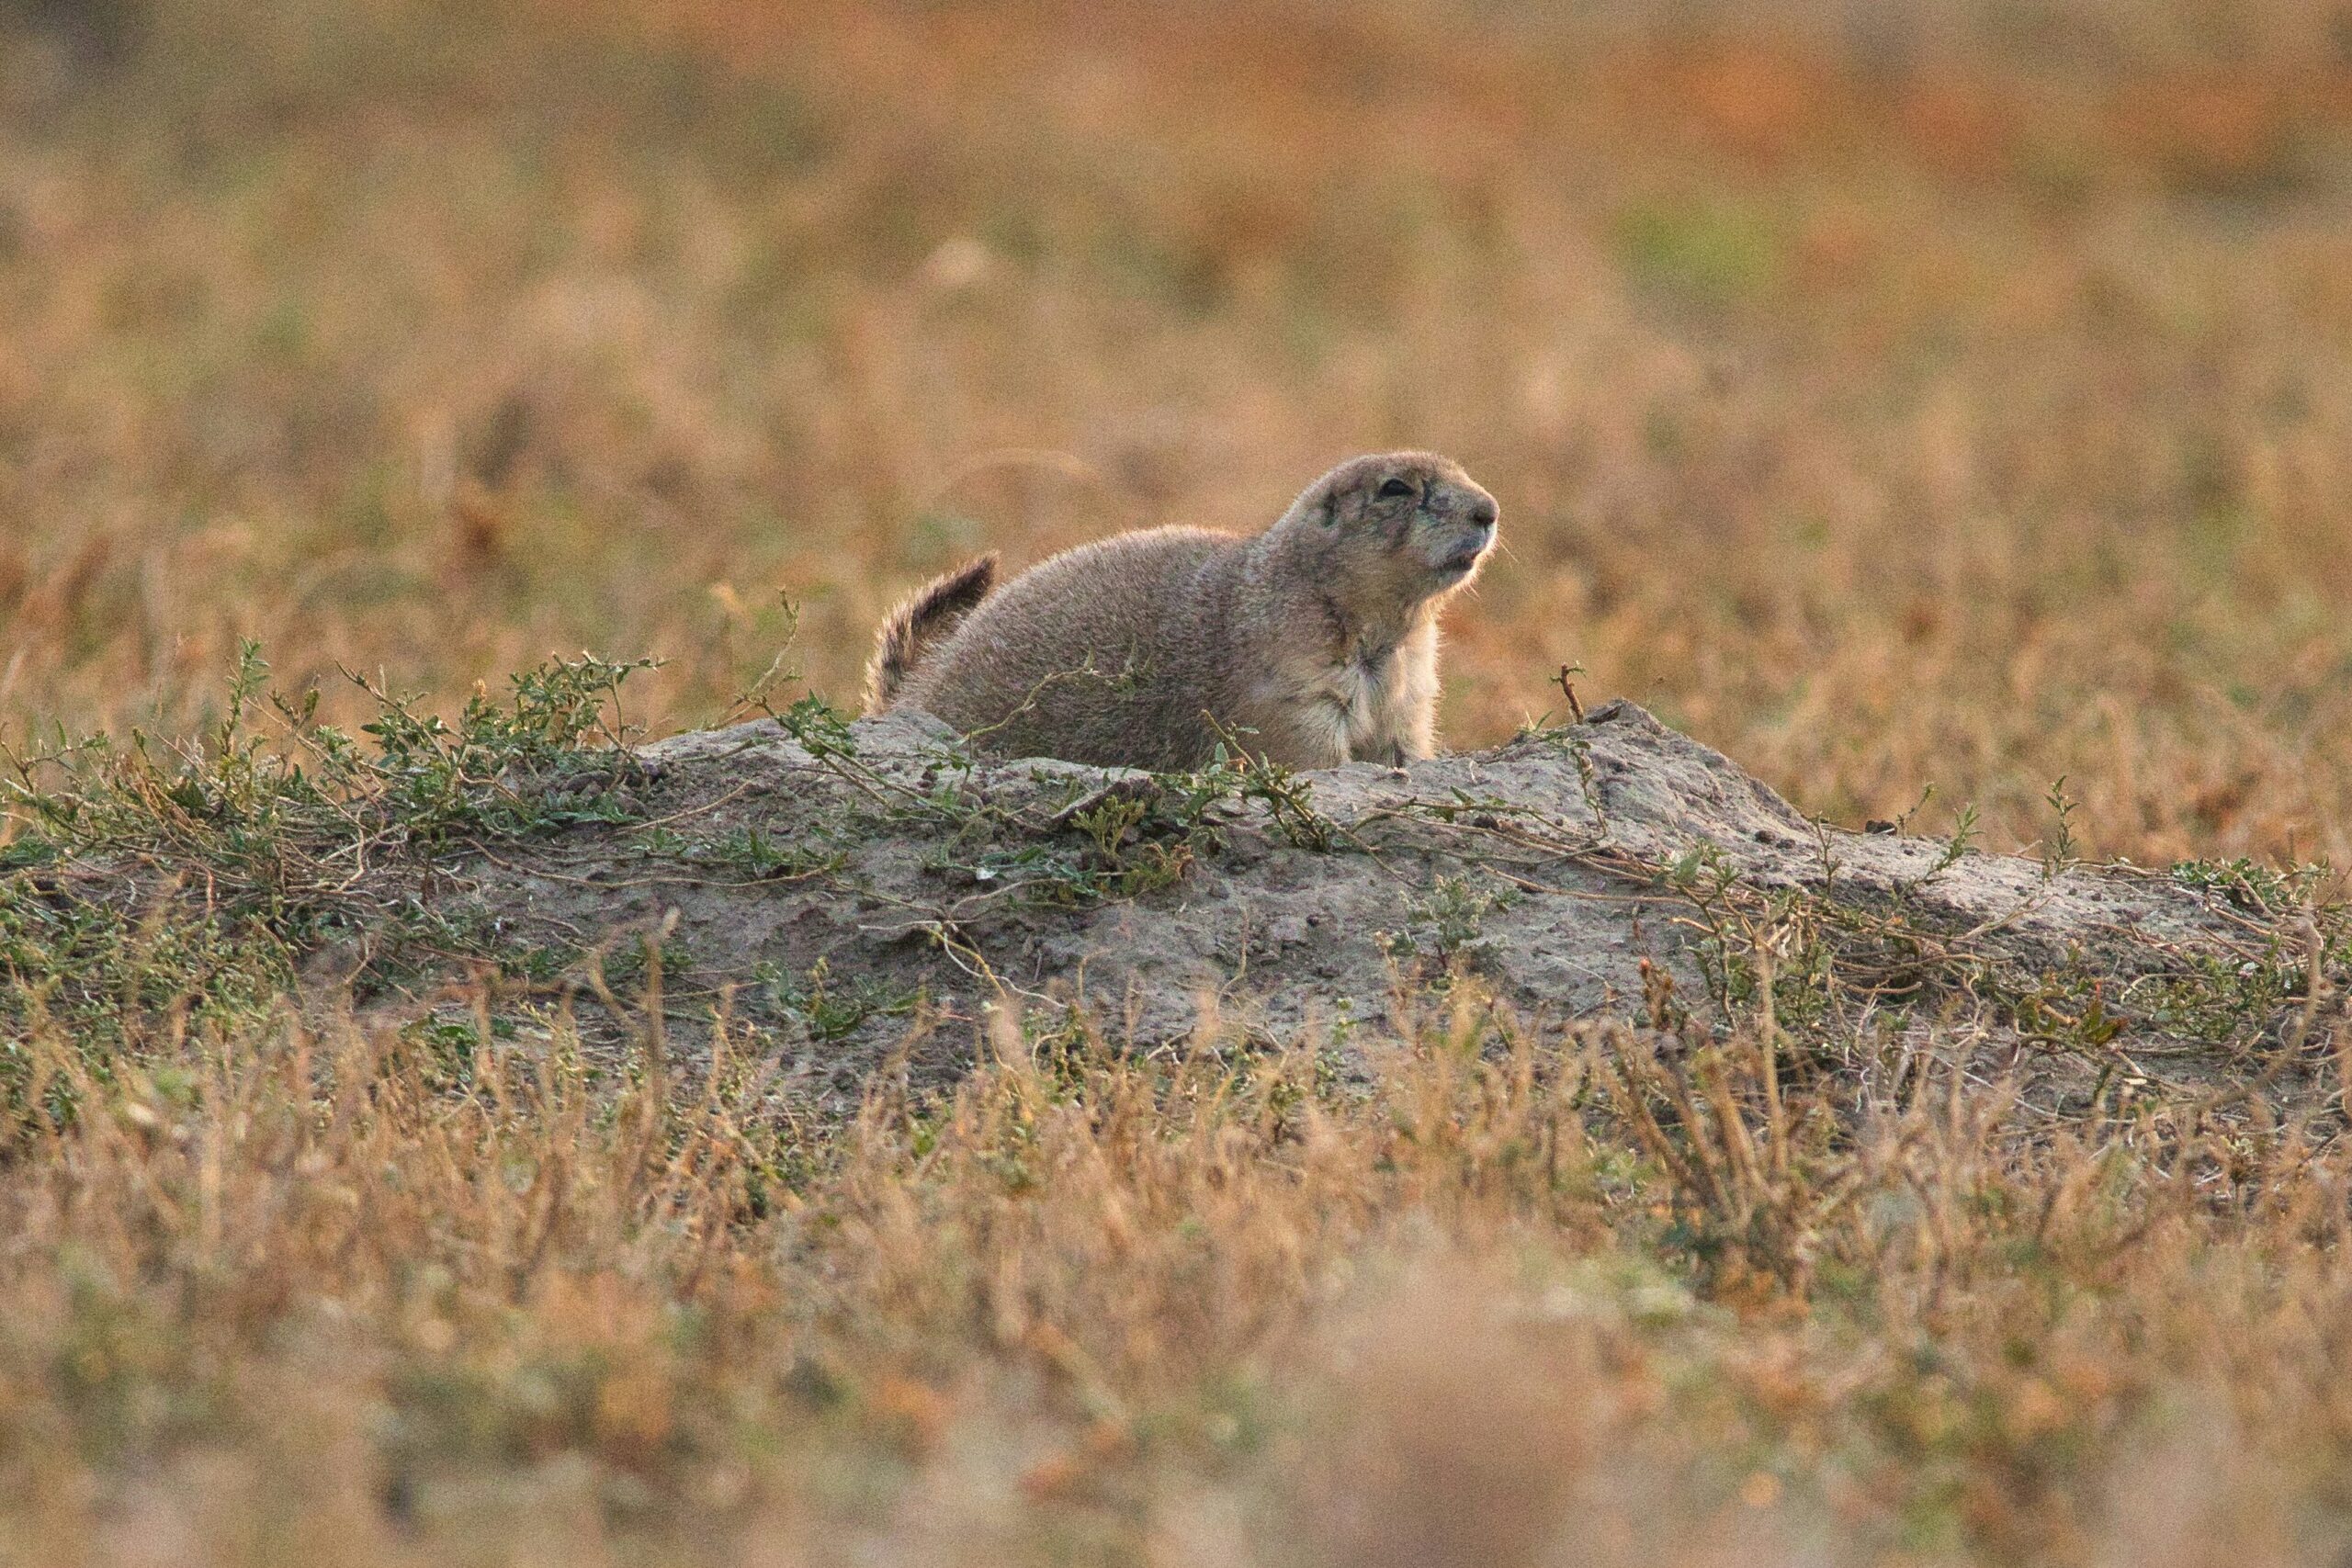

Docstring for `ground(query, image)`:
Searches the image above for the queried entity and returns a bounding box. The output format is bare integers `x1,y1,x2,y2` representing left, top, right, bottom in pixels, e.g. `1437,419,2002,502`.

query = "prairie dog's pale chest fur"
1265,619,1439,767
866,452,1495,773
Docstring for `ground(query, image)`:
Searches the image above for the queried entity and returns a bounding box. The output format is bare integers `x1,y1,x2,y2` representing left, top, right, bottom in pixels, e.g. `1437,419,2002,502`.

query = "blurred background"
5,0,2352,865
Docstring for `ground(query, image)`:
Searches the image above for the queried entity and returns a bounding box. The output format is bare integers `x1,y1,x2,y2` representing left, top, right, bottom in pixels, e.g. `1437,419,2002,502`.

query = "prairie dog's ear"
1317,486,1342,527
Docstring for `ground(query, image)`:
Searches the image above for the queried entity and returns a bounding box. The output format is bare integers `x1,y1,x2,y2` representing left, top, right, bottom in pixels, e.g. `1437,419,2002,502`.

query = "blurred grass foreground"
6,1,2352,1563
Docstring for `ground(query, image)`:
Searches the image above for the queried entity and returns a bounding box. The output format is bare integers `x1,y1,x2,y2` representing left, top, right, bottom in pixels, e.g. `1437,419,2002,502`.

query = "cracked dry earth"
425,701,2330,1115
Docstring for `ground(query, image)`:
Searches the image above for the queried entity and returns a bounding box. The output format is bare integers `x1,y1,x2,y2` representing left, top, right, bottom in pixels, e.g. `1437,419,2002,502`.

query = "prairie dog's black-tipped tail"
863,554,999,713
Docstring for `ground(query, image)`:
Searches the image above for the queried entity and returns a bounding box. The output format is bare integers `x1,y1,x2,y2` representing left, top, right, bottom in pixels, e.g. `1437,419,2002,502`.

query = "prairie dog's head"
1276,451,1499,613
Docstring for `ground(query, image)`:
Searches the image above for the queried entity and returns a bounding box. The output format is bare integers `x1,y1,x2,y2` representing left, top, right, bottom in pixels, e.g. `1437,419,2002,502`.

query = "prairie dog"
864,452,1498,772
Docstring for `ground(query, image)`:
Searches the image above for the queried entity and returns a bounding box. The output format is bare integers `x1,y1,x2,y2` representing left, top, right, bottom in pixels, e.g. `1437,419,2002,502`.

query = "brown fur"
867,453,1498,771
862,553,999,713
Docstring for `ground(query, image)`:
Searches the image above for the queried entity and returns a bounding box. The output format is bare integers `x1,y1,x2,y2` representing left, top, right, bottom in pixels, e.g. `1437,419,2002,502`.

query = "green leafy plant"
0,643,661,1044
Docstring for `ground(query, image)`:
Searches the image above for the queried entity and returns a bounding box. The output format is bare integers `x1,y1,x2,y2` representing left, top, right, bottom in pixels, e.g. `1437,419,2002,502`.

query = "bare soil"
411,702,2318,1115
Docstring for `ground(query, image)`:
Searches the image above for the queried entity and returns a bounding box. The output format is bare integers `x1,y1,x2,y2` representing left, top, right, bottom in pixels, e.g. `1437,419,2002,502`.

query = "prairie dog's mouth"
1432,537,1492,576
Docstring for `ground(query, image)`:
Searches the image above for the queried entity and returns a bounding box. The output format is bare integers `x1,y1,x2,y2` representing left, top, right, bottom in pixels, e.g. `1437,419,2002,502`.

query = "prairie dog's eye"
1375,477,1416,500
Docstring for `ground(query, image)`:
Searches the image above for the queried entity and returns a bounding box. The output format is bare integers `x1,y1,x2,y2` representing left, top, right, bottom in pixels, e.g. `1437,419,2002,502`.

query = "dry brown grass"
8,0,2352,1561
7,0,2352,864
7,990,2352,1567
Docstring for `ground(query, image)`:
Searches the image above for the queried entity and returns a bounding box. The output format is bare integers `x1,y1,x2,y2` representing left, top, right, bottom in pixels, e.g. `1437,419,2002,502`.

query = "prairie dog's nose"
1466,495,1498,530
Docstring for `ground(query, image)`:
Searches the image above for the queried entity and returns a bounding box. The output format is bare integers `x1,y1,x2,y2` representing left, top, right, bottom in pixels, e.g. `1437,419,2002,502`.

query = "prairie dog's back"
896,526,1242,771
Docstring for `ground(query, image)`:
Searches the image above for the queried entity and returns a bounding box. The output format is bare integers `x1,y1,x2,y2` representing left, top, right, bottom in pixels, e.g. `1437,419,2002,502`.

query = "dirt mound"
421,701,2322,1113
